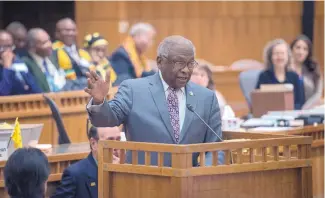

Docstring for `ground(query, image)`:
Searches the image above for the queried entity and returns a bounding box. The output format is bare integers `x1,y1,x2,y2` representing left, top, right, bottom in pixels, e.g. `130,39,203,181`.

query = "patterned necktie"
167,87,180,142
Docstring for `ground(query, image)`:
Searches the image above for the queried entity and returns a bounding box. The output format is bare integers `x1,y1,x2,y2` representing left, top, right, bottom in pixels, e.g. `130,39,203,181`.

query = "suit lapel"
85,154,98,198
179,83,197,142
148,73,176,142
23,55,50,92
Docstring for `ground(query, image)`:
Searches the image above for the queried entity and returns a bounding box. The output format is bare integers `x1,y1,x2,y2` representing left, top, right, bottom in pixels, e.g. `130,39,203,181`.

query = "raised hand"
84,70,111,105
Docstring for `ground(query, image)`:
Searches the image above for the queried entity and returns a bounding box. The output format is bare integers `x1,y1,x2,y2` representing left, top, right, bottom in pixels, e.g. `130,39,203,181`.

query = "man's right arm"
87,80,133,127
51,169,77,198
0,68,15,96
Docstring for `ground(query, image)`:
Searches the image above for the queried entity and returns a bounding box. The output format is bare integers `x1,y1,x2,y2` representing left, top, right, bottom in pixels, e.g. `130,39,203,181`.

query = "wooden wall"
75,1,317,66
314,1,324,72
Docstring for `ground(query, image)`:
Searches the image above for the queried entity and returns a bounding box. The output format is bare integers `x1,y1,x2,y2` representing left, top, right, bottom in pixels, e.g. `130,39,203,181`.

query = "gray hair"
6,21,26,34
263,38,292,69
157,35,196,57
129,23,155,37
26,28,44,49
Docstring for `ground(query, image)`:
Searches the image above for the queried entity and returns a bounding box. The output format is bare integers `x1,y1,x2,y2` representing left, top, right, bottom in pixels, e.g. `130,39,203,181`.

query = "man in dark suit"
51,126,120,198
110,23,156,85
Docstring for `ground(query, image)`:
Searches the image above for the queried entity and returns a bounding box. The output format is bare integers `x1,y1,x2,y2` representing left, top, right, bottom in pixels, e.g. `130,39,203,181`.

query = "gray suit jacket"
87,73,224,166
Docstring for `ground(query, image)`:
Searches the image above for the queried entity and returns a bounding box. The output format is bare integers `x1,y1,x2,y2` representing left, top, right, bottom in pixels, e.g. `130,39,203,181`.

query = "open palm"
84,70,111,104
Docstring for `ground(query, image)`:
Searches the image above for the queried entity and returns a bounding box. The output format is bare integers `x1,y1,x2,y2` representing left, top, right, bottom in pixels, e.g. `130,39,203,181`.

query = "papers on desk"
241,118,304,128
267,105,325,118
241,118,274,128
249,127,294,132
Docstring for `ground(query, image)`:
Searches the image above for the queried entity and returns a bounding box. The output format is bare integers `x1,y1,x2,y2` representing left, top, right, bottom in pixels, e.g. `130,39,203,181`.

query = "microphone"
186,104,223,142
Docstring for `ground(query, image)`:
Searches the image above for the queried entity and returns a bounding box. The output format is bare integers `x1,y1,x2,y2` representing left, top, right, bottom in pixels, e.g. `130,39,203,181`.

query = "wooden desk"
0,142,90,197
0,89,116,145
226,124,324,198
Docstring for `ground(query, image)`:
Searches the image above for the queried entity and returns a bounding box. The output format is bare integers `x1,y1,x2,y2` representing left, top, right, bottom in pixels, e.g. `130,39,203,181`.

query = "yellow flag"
11,118,22,149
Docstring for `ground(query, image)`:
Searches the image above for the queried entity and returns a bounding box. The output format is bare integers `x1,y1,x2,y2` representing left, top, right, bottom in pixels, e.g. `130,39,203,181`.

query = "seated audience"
23,28,66,92
4,147,50,198
52,126,121,198
0,30,41,96
290,35,323,109
6,21,28,57
110,23,156,85
83,32,117,85
256,39,305,110
190,64,229,116
53,18,92,80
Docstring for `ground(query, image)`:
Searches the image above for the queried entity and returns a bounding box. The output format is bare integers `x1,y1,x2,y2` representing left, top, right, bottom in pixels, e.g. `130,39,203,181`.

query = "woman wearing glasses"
0,30,41,96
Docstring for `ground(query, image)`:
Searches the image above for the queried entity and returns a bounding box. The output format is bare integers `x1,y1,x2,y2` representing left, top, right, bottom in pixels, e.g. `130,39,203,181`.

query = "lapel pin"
90,182,96,186
189,91,194,96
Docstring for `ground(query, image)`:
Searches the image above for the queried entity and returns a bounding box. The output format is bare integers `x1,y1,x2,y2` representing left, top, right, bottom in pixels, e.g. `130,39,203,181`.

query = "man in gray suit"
85,35,224,166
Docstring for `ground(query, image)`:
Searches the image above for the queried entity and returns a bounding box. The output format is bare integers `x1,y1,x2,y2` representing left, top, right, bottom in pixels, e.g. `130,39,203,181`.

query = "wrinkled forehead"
168,44,195,61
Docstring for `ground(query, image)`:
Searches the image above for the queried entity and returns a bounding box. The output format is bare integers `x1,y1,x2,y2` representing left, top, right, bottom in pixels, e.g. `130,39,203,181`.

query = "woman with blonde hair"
256,39,305,110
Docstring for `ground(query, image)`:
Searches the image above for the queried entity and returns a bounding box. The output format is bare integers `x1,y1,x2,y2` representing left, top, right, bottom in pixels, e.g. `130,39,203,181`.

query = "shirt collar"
159,71,185,94
92,154,98,166
29,51,46,64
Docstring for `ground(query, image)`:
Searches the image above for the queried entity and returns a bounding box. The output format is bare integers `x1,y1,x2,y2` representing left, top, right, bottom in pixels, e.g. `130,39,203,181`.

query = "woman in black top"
256,39,305,110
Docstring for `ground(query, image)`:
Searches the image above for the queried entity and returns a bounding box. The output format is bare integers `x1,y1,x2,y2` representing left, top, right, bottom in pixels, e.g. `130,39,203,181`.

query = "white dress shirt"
29,52,66,90
159,71,186,131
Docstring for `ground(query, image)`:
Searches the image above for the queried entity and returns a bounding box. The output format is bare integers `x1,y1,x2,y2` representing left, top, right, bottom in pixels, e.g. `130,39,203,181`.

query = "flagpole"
7,137,12,149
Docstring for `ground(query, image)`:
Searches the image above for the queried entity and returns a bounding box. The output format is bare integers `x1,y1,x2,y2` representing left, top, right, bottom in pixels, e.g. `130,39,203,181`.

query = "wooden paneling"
314,1,324,72
75,1,303,66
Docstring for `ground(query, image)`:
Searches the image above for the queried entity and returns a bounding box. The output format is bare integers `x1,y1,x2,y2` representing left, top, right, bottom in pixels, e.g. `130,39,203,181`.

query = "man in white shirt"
23,28,66,92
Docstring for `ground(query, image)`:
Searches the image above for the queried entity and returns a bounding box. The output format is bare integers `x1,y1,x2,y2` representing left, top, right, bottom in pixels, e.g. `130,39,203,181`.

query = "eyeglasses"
0,45,15,52
161,55,198,70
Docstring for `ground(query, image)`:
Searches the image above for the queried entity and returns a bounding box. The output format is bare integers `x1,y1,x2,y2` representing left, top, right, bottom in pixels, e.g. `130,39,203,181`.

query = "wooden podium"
98,132,313,198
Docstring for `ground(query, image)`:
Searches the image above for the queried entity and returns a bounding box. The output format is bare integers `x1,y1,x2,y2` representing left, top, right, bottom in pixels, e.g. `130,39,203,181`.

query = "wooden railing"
0,88,117,145
98,132,313,198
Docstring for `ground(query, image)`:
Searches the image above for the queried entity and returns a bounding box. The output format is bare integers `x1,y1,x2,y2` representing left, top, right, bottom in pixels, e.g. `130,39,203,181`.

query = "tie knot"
168,87,177,93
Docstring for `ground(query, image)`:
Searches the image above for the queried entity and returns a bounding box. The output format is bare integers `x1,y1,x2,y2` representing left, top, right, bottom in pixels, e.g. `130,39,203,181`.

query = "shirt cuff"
86,98,105,113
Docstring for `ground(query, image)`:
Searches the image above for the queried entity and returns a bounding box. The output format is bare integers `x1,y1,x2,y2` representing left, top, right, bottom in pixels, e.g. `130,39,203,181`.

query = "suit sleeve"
204,92,224,166
23,72,42,94
110,53,134,85
87,80,133,127
51,169,77,198
0,68,15,96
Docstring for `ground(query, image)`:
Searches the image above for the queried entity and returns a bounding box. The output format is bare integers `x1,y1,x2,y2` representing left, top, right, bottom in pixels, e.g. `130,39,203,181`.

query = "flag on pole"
11,118,22,149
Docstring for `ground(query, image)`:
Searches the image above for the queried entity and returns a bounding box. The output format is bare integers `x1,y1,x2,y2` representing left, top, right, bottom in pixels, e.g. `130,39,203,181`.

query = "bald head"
157,35,197,89
26,28,52,57
55,18,77,46
6,21,27,49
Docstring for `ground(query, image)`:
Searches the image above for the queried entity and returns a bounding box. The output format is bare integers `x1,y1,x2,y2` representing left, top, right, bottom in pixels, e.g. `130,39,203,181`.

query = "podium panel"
98,132,313,198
